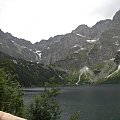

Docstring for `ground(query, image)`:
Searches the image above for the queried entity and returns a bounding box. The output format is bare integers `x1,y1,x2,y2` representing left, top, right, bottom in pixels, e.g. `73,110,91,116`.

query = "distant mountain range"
1,9,120,85
0,10,120,65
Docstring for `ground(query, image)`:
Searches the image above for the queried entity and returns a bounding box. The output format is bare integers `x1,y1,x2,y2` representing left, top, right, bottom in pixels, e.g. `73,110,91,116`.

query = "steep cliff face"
53,10,120,71
37,9,120,65
112,9,120,28
53,33,118,72
40,33,90,64
90,19,112,38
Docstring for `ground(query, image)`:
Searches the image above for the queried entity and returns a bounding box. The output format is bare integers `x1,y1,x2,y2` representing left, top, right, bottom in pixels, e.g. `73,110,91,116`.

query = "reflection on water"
23,85,120,120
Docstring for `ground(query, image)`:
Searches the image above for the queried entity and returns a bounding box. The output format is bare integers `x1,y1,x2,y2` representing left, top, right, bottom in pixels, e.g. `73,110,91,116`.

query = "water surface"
23,85,120,120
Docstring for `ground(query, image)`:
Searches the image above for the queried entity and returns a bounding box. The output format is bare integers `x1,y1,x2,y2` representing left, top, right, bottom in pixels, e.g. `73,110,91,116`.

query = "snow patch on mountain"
113,36,120,39
76,34,86,38
110,58,115,61
115,42,119,46
12,40,15,43
73,44,79,48
13,60,17,64
47,47,50,49
29,49,32,51
74,47,85,53
81,48,84,50
35,50,42,59
86,40,96,43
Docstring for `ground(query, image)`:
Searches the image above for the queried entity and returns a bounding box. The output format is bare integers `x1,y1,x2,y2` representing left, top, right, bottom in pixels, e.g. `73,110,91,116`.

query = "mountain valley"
1,10,120,86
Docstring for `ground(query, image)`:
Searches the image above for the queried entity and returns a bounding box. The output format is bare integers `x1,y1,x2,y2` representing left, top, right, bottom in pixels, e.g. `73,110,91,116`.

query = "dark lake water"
23,85,120,120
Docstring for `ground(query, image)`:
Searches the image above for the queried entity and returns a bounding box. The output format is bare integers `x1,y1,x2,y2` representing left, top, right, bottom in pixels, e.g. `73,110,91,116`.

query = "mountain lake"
23,85,120,120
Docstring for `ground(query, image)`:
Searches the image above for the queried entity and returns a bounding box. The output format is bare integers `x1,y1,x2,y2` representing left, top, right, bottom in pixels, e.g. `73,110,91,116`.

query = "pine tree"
28,88,61,120
0,69,24,117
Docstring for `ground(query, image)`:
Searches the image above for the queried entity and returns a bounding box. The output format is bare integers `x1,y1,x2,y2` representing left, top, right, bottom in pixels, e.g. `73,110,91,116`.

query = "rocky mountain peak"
113,9,120,22
5,32,13,39
73,24,90,31
72,24,91,38
112,9,120,28
91,19,112,38
93,19,111,26
0,29,5,36
72,19,112,39
72,24,90,32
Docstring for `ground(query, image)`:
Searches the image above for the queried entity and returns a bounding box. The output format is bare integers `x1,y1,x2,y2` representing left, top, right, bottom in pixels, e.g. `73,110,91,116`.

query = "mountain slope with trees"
0,51,67,87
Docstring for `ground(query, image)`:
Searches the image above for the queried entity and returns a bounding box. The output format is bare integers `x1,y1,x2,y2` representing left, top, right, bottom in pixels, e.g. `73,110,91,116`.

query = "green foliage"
104,70,120,84
66,72,79,85
53,49,88,72
70,111,80,120
0,51,66,87
0,69,24,117
90,62,106,71
80,73,91,84
28,88,61,120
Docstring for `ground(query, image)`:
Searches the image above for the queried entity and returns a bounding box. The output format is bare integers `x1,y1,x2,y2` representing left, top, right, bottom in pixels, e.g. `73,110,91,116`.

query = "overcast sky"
0,0,120,43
